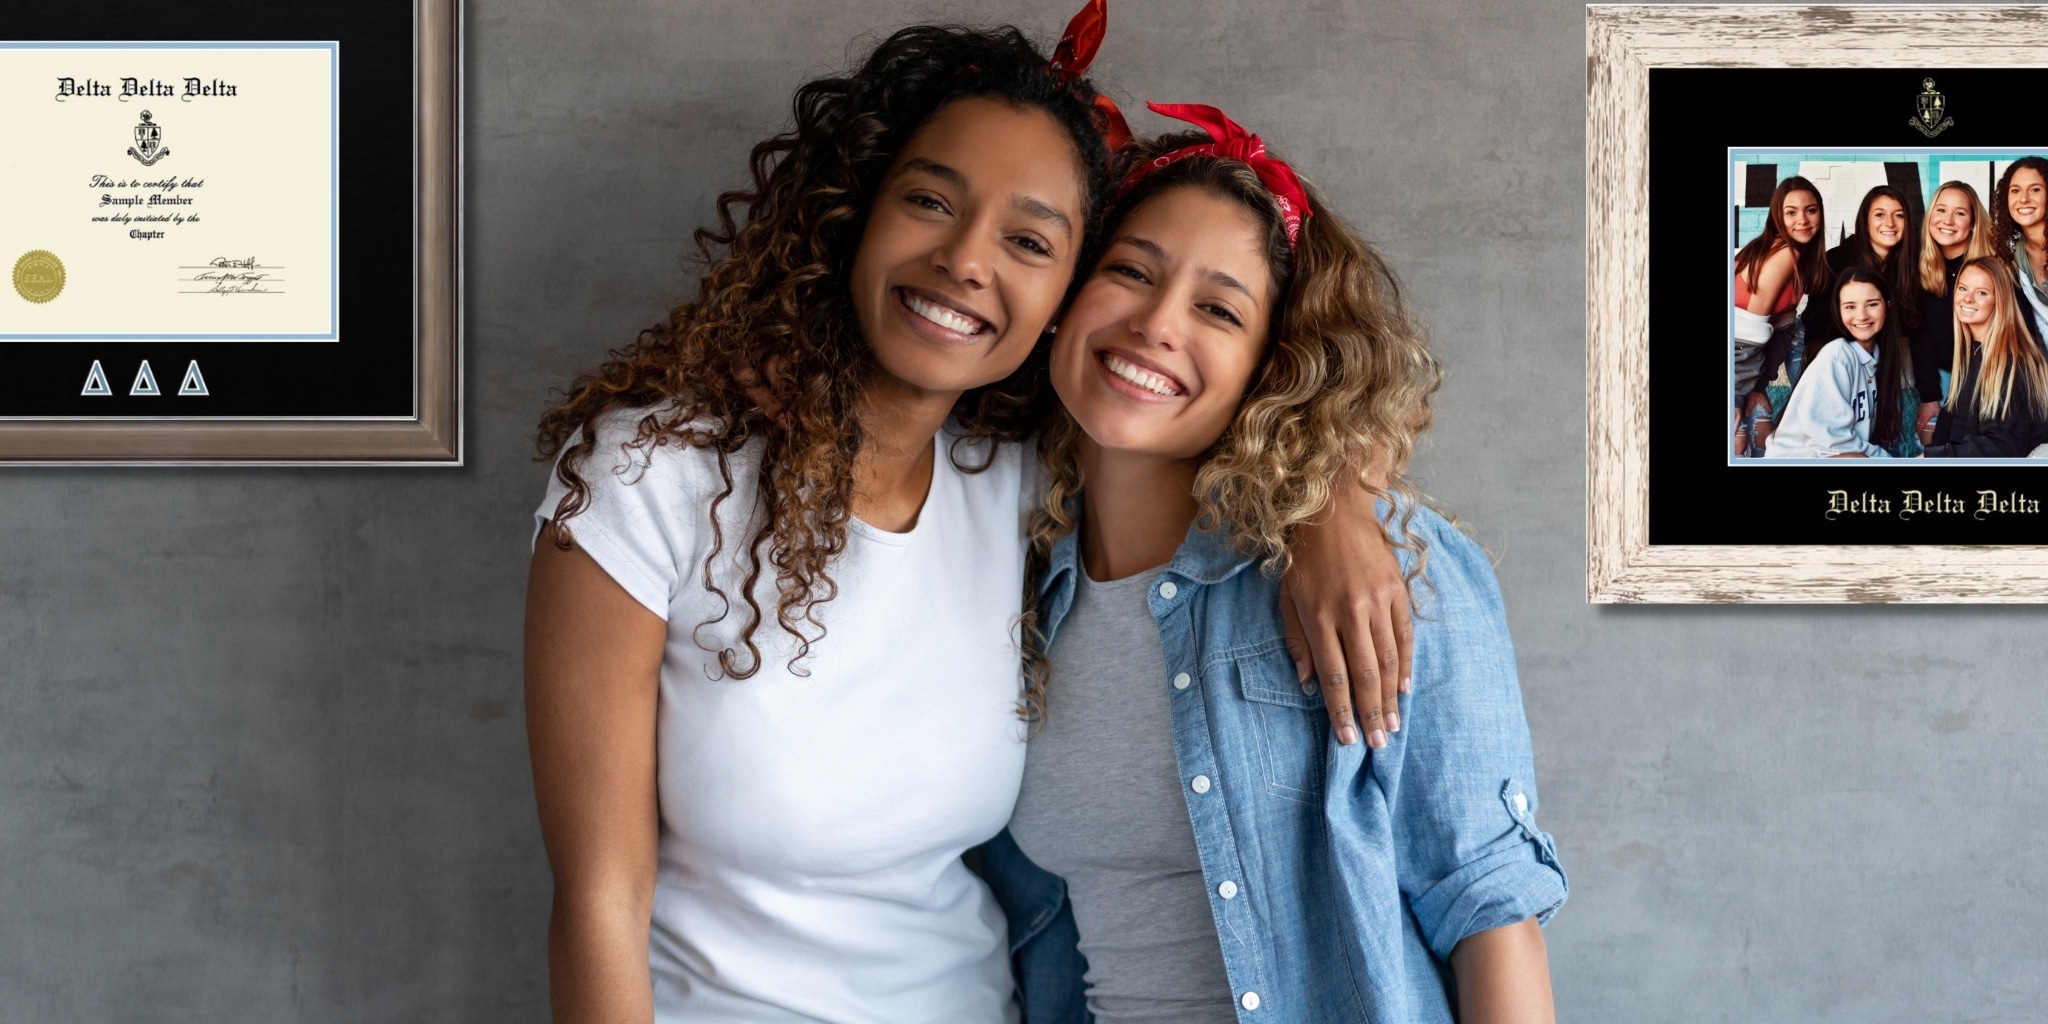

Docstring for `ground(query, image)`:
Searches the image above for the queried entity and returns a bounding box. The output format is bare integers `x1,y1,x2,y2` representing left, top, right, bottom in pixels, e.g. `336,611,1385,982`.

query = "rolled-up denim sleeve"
1385,514,1567,962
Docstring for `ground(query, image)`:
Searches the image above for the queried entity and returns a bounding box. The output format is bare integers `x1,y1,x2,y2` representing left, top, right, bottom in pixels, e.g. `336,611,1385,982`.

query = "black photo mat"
1649,67,2048,545
0,0,413,418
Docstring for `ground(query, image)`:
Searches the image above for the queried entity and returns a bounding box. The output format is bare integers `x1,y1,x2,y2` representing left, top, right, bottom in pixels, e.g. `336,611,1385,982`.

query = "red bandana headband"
1045,0,1132,151
1120,102,1312,248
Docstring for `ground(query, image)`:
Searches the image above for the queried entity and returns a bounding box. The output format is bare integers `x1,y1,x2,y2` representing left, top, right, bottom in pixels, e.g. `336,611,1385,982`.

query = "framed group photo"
1588,4,2048,602
0,0,461,464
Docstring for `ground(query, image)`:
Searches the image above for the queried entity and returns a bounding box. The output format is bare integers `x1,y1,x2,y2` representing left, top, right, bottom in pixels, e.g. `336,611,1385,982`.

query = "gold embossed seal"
12,250,65,304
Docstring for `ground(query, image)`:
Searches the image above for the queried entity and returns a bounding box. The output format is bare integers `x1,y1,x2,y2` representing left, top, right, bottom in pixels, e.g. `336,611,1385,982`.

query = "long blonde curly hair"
1017,132,1442,721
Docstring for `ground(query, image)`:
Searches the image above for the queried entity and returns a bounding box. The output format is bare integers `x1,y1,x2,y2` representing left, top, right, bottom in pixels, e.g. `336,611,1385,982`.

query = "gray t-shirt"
1007,565,1237,1023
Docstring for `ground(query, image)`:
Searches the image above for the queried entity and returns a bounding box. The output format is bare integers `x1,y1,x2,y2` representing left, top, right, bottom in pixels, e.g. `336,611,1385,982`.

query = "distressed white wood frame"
1586,4,2048,603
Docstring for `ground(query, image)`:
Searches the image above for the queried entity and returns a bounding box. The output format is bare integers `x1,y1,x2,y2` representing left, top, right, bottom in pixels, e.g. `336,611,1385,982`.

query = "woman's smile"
2009,168,2046,227
1096,348,1188,399
1780,190,1820,245
896,286,993,343
1866,196,1907,254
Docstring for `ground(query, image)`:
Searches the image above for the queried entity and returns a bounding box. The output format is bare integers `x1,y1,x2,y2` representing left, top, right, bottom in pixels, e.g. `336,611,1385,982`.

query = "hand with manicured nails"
1281,472,1413,749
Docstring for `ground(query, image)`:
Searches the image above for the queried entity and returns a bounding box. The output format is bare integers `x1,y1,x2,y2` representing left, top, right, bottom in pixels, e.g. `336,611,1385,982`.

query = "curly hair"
534,23,1117,678
1017,133,1442,722
1993,156,2048,262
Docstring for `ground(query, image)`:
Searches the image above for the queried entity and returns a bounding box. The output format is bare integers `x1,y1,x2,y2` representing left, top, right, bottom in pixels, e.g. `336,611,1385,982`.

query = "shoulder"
1736,242,1793,277
1384,504,1505,625
536,402,763,549
1804,338,1859,377
566,403,760,499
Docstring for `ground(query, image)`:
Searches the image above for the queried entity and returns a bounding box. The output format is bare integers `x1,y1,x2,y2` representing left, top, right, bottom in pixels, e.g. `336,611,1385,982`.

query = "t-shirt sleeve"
532,413,703,621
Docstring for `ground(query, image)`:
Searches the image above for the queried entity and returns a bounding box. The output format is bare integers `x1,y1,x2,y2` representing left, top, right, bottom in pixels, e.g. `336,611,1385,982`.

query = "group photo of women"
522,2,1564,1023
1730,152,2048,460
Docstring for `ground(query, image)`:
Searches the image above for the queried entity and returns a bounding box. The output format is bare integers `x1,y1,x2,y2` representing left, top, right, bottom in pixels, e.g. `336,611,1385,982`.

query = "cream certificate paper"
0,43,337,341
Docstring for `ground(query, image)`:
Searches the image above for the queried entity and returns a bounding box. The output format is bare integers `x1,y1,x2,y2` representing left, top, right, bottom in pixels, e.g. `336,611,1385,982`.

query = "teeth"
902,291,983,335
1102,352,1179,396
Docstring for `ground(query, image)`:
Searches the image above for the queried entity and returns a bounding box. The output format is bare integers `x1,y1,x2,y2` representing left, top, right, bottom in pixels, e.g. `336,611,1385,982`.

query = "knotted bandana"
1045,0,1132,151
1121,102,1312,247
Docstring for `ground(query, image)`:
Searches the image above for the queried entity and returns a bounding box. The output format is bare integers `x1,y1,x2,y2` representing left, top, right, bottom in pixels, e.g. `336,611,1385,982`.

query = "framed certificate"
0,0,460,464
1587,4,2048,602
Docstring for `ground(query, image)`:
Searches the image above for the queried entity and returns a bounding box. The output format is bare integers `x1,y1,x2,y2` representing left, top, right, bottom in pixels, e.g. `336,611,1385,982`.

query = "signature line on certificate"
180,258,286,295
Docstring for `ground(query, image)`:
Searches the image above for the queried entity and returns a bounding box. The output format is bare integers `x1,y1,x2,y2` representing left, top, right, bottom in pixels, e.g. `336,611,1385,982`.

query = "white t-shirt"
534,409,1032,1024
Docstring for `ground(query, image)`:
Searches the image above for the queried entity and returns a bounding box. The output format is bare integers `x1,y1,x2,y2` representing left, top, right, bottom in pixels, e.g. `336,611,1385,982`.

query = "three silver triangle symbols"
81,360,209,397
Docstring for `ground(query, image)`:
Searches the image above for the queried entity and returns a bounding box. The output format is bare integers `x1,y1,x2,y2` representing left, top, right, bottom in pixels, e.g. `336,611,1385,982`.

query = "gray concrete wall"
4,1,2039,1021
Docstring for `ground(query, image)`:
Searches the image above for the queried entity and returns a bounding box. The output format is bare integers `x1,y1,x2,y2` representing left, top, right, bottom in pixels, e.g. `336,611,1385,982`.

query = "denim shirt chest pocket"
1204,636,1328,806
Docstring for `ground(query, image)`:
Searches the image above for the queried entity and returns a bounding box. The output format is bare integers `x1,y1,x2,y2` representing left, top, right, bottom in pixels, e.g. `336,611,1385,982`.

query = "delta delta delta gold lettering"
1825,489,2042,521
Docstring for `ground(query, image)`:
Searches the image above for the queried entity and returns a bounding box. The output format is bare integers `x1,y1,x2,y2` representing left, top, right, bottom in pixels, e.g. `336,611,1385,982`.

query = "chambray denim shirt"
975,504,1567,1024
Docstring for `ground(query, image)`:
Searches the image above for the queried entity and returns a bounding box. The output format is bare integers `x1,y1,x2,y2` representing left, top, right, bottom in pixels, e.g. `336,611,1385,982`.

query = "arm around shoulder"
526,523,667,1024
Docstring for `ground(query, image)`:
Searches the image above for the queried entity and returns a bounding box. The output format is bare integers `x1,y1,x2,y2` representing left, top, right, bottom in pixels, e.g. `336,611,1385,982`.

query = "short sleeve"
533,411,711,621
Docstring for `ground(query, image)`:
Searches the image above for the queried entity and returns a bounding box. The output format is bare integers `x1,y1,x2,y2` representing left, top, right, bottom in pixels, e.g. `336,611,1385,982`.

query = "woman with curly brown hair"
520,8,1411,1023
981,107,1564,1024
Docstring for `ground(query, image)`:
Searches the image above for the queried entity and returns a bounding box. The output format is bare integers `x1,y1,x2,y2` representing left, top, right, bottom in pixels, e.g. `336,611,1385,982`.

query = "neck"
1942,242,1967,261
1854,335,1877,355
1075,438,1200,582
1870,241,1893,262
849,371,960,532
2027,223,2047,247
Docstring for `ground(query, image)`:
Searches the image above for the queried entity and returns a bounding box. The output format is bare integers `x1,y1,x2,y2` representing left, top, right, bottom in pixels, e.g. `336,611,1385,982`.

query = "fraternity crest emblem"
1909,78,1953,138
128,110,170,166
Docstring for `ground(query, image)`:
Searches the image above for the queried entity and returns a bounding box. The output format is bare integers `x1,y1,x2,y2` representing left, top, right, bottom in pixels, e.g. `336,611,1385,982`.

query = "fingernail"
1339,725,1358,745
1296,660,1311,682
1368,729,1388,749
1399,677,1412,695
1387,711,1400,733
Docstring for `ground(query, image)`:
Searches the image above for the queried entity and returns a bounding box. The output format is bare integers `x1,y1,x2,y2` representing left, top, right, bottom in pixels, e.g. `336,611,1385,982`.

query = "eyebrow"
899,157,1073,239
1014,196,1073,238
1112,235,1259,304
898,157,964,188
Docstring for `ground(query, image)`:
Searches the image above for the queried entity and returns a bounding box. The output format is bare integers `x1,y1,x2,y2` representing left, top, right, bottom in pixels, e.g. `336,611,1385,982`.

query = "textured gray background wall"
5,1,2040,1021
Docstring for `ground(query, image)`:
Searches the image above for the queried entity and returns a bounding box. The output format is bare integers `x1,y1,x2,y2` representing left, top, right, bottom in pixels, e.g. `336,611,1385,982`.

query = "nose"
929,220,994,289
1127,290,1189,352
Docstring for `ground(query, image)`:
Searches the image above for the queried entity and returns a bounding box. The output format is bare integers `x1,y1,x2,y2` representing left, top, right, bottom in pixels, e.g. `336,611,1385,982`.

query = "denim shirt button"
1298,680,1315,695
1172,672,1191,690
1217,880,1238,899
1190,774,1211,794
1158,580,1178,600
1240,992,1261,1011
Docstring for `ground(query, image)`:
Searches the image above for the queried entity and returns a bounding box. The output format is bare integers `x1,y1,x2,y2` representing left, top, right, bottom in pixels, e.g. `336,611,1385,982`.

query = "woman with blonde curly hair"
978,106,1564,1024
520,8,1411,1023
